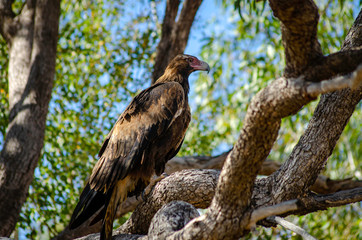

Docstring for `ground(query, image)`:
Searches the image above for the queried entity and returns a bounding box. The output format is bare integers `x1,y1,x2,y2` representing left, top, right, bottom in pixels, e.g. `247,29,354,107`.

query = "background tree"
0,0,360,239
0,0,60,236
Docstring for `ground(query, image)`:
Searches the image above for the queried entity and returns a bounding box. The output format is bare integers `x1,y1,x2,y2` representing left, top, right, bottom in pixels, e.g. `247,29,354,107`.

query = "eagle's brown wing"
90,81,186,192
69,82,186,230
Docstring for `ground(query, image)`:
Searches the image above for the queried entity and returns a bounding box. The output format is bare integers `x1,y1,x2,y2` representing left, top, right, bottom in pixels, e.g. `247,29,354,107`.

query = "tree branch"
247,200,298,229
342,9,362,50
268,0,323,78
115,169,219,235
266,7,362,204
298,187,362,215
304,47,362,82
148,201,199,239
151,0,203,83
269,1,362,82
305,64,362,97
109,172,361,240
268,216,317,240
56,154,361,240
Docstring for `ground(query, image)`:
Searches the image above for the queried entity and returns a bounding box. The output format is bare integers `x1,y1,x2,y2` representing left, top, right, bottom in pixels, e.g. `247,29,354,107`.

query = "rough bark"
166,154,362,195
151,0,203,83
116,169,218,235
148,201,199,239
57,154,362,240
0,0,60,236
60,157,361,239
79,170,361,240
265,8,362,205
269,0,323,78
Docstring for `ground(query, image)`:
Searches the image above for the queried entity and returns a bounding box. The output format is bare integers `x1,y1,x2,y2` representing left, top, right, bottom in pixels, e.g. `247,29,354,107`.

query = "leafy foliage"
0,37,8,145
0,0,360,239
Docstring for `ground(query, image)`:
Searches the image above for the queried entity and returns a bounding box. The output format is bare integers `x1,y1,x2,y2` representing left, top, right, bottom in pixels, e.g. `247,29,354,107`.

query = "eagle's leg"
101,176,134,240
141,173,168,201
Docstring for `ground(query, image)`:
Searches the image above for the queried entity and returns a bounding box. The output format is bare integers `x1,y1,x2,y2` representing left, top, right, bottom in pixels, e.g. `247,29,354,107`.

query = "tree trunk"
0,0,60,236
151,0,203,83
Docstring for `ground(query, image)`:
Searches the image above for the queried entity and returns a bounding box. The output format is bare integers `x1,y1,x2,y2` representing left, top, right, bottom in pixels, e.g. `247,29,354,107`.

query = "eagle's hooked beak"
191,60,210,74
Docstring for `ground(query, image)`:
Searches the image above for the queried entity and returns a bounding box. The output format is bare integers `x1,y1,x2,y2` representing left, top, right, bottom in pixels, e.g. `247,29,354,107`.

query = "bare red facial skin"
188,56,210,73
189,57,201,68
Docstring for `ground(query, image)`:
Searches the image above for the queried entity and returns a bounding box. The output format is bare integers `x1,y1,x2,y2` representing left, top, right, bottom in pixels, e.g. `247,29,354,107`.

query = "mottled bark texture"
151,0,203,83
0,0,60,236
148,201,199,239
166,154,362,194
117,170,218,235
264,8,362,205
79,171,361,240
57,157,361,239
268,0,323,78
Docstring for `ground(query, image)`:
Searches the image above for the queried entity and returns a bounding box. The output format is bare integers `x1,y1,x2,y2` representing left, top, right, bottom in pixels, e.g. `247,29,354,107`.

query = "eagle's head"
166,54,210,77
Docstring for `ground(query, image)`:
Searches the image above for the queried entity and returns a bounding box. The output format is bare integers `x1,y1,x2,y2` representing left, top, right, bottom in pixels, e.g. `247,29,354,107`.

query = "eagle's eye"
187,58,194,63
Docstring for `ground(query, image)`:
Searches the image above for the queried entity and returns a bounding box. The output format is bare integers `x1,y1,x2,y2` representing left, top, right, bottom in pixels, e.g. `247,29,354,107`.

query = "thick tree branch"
57,155,361,240
167,154,362,194
109,171,360,240
148,201,199,239
269,1,362,82
342,9,362,50
304,47,362,82
268,0,323,78
305,64,362,97
151,0,203,83
297,187,362,215
115,169,219,235
73,186,362,240
164,151,230,173
266,7,362,204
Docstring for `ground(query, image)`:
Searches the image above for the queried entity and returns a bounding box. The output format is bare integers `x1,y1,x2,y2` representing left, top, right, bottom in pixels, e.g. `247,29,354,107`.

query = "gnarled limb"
113,171,360,240
267,7,362,204
148,201,199,239
115,169,218,235
268,0,323,78
304,47,362,82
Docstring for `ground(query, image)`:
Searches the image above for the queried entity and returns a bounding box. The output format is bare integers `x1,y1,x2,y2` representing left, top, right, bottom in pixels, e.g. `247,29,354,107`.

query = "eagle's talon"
142,174,168,200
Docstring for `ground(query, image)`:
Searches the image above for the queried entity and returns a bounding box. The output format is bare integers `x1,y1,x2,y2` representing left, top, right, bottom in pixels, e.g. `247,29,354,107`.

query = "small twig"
247,199,298,229
306,64,362,97
268,216,317,240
